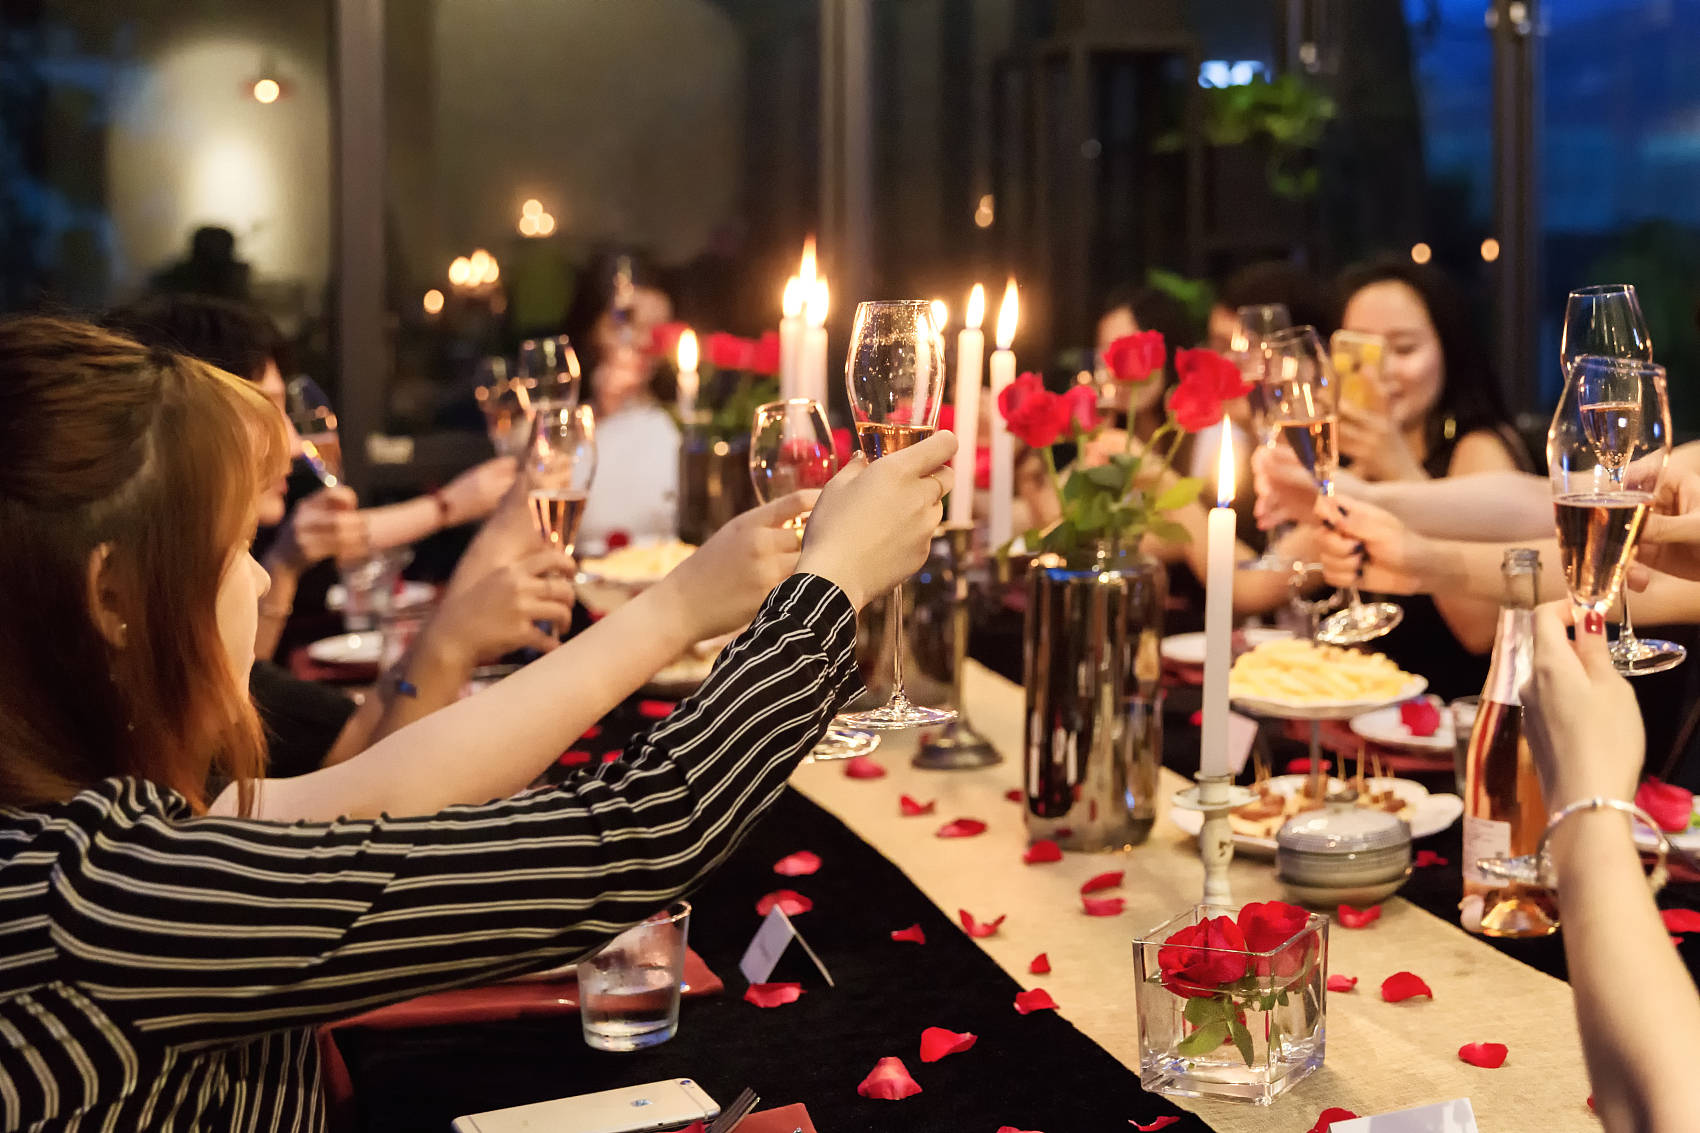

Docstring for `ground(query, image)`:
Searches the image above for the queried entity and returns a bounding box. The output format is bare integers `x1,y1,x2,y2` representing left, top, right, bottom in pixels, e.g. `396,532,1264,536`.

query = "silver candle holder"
914,524,1000,770
1172,773,1254,905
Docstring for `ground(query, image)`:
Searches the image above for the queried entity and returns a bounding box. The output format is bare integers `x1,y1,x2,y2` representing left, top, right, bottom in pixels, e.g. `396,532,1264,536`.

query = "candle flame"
966,283,985,329
782,277,803,319
1217,417,1236,508
677,328,698,373
807,278,829,327
995,278,1018,349
931,299,948,334
799,236,817,288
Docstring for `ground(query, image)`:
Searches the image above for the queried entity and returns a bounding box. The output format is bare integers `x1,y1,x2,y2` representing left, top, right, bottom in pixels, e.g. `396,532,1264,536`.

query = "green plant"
1160,74,1338,200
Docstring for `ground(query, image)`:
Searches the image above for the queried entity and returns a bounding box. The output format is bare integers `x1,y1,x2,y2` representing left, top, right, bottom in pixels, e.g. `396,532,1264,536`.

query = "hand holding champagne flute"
527,404,595,635
285,376,344,488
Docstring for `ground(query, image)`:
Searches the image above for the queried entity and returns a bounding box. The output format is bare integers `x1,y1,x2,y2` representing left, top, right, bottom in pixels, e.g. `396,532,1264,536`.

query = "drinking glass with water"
579,901,690,1052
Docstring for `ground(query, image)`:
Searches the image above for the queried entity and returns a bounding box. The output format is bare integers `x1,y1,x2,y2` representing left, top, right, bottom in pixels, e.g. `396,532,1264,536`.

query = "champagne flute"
285,376,344,488
528,404,597,558
748,399,879,760
1235,304,1294,572
836,301,955,730
1559,285,1683,674
1264,326,1403,643
519,334,583,409
474,356,538,460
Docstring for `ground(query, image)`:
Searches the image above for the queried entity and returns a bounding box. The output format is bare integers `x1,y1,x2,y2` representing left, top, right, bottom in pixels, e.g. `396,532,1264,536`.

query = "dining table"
332,658,1700,1132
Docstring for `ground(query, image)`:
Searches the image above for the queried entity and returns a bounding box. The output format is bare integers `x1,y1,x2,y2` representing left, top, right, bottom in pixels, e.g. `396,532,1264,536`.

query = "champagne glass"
1559,285,1683,675
1549,355,1669,627
836,301,955,730
519,334,583,409
1235,304,1294,572
474,356,538,460
528,404,597,559
748,398,879,761
285,376,344,488
1264,326,1403,643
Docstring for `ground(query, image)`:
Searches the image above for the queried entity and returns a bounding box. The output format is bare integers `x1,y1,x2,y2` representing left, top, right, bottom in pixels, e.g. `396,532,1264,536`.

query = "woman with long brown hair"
0,316,954,1129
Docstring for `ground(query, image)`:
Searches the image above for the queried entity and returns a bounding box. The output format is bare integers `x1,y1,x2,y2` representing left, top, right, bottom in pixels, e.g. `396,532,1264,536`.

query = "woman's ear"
85,544,128,648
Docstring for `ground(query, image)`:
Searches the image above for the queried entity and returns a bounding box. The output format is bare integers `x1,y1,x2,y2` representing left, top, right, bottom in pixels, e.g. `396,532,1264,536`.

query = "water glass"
1450,696,1480,798
338,549,410,633
580,901,691,1052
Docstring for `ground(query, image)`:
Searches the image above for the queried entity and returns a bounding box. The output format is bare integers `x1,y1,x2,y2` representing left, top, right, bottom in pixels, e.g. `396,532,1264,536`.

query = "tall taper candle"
1199,418,1237,778
987,278,1018,548
800,278,830,407
950,284,986,528
779,277,803,401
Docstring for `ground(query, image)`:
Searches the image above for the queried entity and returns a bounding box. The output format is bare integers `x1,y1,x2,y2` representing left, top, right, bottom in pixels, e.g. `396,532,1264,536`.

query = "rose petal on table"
918,1025,978,1063
773,850,822,877
579,724,602,741
856,1056,922,1100
1400,698,1441,737
637,699,674,719
1326,974,1358,993
755,889,813,917
959,909,1006,938
1588,1095,1594,1111
1287,758,1333,775
1414,850,1450,868
1458,1041,1509,1069
600,751,621,763
997,1127,1043,1133
1337,903,1382,928
891,923,927,944
558,750,593,767
1029,952,1051,974
1130,1119,1181,1131
1014,988,1058,1014
1082,896,1125,917
1306,1108,1361,1133
1662,908,1700,935
900,794,937,816
1022,839,1063,864
744,982,804,1008
1080,871,1124,894
937,817,988,838
845,757,887,780
1380,971,1434,1002
1189,709,1203,727
1005,788,1024,802
1636,777,1695,832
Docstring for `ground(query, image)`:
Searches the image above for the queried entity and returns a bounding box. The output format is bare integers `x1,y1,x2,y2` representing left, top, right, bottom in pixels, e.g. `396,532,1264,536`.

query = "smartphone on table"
452,1078,720,1133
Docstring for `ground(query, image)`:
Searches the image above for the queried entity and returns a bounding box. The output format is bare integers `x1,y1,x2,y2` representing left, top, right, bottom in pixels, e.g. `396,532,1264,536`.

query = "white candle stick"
676,328,699,423
779,277,803,401
950,284,986,528
801,278,829,407
1200,419,1236,778
987,277,1018,548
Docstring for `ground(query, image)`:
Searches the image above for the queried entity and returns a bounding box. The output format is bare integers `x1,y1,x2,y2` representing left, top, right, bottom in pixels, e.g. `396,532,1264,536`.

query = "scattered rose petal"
1131,1119,1181,1132
637,699,674,719
1636,777,1694,833
1458,1041,1509,1069
1306,1109,1361,1133
1188,709,1203,727
899,794,936,816
1662,908,1700,935
1080,871,1123,894
1326,974,1358,993
845,757,887,780
1380,971,1434,1002
1005,788,1024,802
773,850,821,877
1083,896,1126,917
1588,1096,1594,1111
959,909,1006,938
1029,952,1051,974
579,724,602,741
1338,903,1382,929
937,817,989,838
1287,758,1333,774
998,1128,1043,1133
755,889,813,917
856,1056,922,1101
918,1026,977,1063
1400,698,1441,737
891,923,927,945
558,750,593,766
1014,988,1058,1014
744,982,803,1008
600,751,621,763
1023,839,1063,864
1674,936,1685,947
1414,850,1450,868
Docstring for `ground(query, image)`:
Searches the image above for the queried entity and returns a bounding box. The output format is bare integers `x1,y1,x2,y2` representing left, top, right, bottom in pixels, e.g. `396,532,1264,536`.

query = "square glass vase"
1133,905,1328,1105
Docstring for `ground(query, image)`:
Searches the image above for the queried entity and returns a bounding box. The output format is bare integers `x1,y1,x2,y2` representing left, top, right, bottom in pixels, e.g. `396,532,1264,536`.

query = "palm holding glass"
1264,326,1402,643
837,301,954,730
1558,285,1683,674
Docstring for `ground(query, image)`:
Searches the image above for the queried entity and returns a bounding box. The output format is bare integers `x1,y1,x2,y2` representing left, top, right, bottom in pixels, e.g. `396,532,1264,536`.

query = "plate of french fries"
1229,638,1425,720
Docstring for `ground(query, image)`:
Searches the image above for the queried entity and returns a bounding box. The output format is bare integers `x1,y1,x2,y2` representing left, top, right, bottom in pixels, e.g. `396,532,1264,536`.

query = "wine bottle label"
1462,814,1512,884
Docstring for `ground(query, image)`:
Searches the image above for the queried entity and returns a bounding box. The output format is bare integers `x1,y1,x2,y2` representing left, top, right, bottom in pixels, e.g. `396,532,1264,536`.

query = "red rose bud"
1458,1042,1509,1069
1013,988,1058,1014
958,909,1006,938
1022,839,1063,864
856,1056,922,1101
918,1026,977,1063
1636,777,1694,832
891,923,927,944
743,982,803,1008
1237,900,1311,983
772,850,821,877
999,372,1071,448
1061,384,1101,434
1102,330,1166,383
1337,903,1382,929
1379,971,1434,1002
1169,378,1224,433
754,889,813,917
1157,915,1250,998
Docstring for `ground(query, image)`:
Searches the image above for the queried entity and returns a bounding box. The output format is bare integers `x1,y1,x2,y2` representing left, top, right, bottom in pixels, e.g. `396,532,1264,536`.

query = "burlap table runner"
792,662,1595,1131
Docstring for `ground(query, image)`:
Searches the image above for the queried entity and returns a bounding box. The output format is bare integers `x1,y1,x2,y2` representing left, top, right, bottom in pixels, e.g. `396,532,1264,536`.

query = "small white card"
738,907,834,987
1331,1098,1479,1133
1227,710,1259,776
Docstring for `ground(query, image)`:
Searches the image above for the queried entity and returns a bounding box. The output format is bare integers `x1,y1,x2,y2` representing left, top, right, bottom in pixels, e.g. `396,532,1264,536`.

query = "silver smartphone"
451,1078,719,1133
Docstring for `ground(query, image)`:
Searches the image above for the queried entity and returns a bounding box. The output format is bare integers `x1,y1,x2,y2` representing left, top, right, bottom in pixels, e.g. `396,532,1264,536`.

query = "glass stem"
1619,583,1638,647
889,584,907,703
1321,475,1364,614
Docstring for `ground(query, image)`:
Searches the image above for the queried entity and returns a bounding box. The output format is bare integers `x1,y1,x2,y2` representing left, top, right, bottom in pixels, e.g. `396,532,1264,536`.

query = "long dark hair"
1336,256,1530,475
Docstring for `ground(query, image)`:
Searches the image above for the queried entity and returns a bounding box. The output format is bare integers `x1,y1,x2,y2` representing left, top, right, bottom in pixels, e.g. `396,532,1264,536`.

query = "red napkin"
715,1103,815,1133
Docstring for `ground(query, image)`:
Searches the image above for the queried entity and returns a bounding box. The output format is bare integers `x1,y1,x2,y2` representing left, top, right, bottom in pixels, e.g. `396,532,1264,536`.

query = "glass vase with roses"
998,331,1251,561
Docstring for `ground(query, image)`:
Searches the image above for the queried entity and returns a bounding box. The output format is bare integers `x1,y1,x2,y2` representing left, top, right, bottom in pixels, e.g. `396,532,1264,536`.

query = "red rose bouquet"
649,324,781,441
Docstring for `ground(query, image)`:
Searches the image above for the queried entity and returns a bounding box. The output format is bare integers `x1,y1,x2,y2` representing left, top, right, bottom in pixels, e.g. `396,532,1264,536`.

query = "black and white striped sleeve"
38,573,859,1047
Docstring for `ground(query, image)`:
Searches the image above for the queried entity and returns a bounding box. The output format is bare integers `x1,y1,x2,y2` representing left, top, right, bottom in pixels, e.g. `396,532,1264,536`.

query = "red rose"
1061,385,1101,434
831,427,854,469
975,444,991,490
1169,379,1224,433
1157,914,1250,998
1176,347,1253,400
750,330,782,376
780,438,837,488
1237,901,1312,984
999,372,1070,448
1636,777,1694,833
1103,330,1166,382
936,402,956,434
649,321,688,359
706,332,755,371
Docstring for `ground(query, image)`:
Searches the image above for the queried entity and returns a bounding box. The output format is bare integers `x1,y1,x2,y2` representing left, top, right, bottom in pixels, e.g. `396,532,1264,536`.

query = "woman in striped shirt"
0,317,954,1132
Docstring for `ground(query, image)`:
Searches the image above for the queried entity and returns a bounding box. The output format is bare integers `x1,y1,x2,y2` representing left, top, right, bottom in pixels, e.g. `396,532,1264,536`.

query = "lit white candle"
800,278,829,406
676,328,699,423
950,284,986,527
779,277,803,401
987,278,1018,548
1200,419,1237,779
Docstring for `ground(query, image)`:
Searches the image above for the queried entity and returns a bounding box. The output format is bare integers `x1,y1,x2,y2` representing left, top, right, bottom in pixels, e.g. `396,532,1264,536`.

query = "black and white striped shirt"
0,573,859,1132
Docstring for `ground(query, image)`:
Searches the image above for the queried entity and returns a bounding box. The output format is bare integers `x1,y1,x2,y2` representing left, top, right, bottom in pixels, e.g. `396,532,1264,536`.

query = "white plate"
1633,795,1700,854
1161,627,1293,667
1169,774,1464,858
305,632,384,666
325,581,435,611
1232,676,1428,721
1348,697,1455,752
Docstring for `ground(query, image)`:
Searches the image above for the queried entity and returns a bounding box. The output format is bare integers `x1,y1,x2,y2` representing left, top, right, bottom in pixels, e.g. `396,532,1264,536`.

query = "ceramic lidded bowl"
1276,790,1412,907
